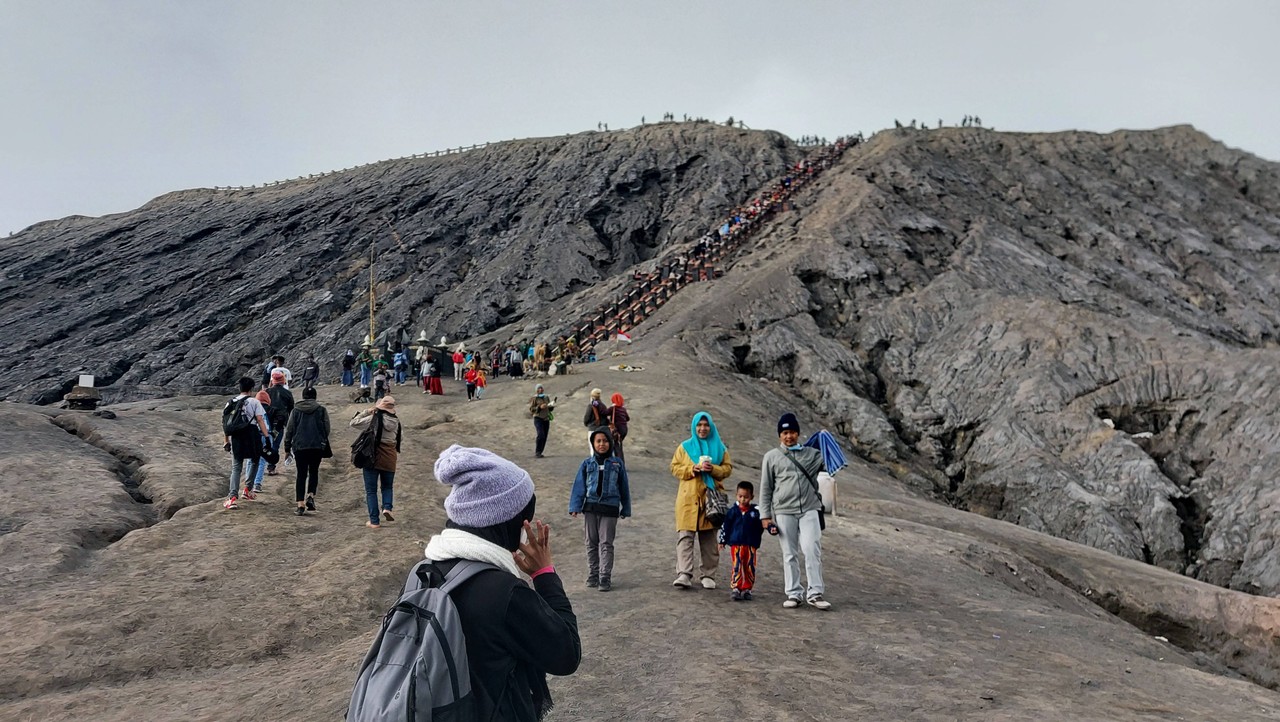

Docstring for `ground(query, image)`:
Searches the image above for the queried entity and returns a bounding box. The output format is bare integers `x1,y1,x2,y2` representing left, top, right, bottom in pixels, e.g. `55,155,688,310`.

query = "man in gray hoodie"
759,412,831,610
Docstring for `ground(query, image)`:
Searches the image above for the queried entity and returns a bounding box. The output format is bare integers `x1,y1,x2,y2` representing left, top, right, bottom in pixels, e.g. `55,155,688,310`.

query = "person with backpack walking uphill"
350,396,402,528
348,444,580,721
265,370,294,476
282,386,331,516
222,377,271,510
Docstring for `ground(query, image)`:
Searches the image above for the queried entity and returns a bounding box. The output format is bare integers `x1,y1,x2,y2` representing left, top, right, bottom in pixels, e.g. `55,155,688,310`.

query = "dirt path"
2,353,1279,720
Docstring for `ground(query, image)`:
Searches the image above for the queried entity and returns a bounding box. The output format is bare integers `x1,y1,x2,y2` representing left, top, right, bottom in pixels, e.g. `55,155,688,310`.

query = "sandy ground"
2,349,1280,721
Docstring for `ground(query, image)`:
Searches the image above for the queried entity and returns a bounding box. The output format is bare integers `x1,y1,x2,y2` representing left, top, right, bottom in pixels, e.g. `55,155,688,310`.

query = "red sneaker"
242,487,257,501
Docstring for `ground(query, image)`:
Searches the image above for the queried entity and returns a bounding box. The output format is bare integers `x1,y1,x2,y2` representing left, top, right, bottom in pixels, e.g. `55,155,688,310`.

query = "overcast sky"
2,1,1277,234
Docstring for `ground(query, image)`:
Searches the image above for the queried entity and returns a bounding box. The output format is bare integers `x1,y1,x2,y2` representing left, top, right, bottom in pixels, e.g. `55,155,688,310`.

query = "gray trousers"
776,509,824,599
583,513,618,582
676,529,719,580
229,455,259,496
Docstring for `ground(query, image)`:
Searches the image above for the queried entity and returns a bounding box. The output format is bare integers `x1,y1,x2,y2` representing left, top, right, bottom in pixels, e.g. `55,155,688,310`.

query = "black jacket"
435,560,580,721
265,385,295,426
282,399,330,453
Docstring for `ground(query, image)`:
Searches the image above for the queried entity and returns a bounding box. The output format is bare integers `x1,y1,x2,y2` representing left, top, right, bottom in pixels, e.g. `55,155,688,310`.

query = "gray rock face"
671,125,1280,596
0,124,801,404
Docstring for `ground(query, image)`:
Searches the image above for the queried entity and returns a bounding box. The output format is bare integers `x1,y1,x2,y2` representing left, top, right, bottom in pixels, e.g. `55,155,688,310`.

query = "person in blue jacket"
718,480,773,601
568,428,631,592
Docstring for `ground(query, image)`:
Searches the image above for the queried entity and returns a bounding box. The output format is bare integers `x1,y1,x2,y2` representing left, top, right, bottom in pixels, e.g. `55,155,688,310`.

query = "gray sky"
2,1,1277,235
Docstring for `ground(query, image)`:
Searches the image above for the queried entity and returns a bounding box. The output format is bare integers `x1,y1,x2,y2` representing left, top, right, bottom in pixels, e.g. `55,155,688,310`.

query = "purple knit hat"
434,444,535,527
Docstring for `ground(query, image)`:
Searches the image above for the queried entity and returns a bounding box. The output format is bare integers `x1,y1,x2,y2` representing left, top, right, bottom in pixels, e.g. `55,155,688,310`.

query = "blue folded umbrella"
803,429,848,474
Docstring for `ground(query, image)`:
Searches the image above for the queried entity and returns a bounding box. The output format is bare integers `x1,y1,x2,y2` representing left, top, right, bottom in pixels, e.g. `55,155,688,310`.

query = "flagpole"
369,241,376,348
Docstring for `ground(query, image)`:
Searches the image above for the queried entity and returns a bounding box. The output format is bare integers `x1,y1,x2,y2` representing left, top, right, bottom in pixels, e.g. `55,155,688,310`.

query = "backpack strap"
405,558,498,595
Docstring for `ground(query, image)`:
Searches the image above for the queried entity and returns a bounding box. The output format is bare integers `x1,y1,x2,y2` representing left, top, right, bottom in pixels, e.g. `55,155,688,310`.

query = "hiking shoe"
382,509,395,522
701,577,717,590
224,495,239,510
672,574,692,589
598,580,612,592
586,577,599,588
305,495,316,512
241,487,257,501
807,595,832,611
783,597,802,609
730,589,743,601
742,590,753,601
295,506,306,516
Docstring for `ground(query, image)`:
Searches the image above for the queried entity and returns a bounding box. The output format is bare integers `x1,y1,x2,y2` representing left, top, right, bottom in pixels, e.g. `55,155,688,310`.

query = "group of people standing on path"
668,410,831,609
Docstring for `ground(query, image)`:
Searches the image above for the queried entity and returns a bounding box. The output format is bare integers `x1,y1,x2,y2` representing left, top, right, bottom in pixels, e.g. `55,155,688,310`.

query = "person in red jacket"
464,364,480,401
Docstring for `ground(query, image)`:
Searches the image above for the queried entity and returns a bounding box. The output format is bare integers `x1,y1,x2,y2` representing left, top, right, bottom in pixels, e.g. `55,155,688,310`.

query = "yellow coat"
670,445,733,532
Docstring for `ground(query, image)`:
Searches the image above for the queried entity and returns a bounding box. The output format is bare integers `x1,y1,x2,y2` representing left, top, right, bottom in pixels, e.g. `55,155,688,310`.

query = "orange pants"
730,545,757,591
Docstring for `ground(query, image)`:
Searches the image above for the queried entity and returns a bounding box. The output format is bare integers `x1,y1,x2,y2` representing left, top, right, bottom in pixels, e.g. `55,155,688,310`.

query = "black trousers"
294,448,323,502
534,418,550,455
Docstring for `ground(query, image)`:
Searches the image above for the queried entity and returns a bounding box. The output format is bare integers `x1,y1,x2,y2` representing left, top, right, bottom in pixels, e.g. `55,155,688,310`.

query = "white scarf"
424,528,525,580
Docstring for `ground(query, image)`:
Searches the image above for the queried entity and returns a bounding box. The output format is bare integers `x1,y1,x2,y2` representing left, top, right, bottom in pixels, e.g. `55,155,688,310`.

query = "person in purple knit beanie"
421,445,581,720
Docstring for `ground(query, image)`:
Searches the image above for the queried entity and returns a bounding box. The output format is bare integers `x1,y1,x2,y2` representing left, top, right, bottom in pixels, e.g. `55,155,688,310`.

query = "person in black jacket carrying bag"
282,386,330,516
423,444,581,720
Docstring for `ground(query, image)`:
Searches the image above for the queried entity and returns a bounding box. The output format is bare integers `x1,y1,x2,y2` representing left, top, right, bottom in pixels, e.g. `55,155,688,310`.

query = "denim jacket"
569,456,631,518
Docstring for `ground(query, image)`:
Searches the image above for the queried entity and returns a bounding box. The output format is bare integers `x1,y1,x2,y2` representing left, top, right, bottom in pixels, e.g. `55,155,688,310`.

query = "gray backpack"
348,559,495,721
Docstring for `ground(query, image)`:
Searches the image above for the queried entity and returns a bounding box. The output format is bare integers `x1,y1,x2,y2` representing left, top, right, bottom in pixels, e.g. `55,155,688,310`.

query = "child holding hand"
719,480,771,601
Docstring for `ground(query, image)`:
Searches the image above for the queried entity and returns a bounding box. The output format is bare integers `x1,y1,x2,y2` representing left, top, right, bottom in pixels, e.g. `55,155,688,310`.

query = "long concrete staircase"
565,135,860,349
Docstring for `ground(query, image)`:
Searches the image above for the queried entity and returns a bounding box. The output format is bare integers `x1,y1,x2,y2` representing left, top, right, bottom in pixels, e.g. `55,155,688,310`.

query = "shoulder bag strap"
784,451,820,495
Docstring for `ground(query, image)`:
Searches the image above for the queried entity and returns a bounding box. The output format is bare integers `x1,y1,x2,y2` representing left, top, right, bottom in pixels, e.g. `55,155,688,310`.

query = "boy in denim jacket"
719,481,772,600
569,428,631,592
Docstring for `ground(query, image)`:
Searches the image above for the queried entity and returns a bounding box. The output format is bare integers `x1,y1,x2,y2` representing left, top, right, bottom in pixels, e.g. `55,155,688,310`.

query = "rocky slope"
0,123,802,404
642,125,1280,596
6,121,1280,599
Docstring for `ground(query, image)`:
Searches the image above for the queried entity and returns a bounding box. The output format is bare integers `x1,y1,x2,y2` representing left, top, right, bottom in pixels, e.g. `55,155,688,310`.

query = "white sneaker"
783,597,802,609
701,577,717,589
672,574,692,589
807,595,832,611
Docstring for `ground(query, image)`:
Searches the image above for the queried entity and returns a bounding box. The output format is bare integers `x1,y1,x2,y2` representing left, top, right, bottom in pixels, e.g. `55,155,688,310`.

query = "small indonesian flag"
616,331,632,343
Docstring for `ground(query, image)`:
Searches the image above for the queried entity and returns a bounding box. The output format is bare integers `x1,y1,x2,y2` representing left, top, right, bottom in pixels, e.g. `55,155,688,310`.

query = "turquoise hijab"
681,411,727,487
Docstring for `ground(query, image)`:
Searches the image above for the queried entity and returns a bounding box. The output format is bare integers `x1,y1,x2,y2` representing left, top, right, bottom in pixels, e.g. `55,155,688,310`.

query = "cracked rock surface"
658,125,1280,596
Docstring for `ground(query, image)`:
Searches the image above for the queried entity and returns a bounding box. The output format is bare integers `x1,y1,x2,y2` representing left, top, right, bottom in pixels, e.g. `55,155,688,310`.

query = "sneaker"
295,506,306,516
586,577,599,588
742,590,753,601
382,509,395,522
807,595,832,611
598,580,611,592
305,495,316,512
254,485,263,494
224,495,239,510
365,521,381,529
701,577,717,590
730,589,743,601
672,574,692,589
242,487,257,501
783,597,802,609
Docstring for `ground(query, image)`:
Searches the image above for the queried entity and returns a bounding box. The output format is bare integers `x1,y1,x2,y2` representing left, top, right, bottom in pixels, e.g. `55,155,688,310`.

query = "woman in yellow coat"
669,411,732,589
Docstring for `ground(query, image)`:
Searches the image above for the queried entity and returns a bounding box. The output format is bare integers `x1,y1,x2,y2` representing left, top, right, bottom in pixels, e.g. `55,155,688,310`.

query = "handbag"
702,480,729,527
350,411,383,469
784,452,826,530
320,439,334,459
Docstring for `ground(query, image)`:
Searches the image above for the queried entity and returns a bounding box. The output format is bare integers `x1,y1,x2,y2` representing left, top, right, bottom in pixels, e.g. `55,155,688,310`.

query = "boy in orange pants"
719,481,773,600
